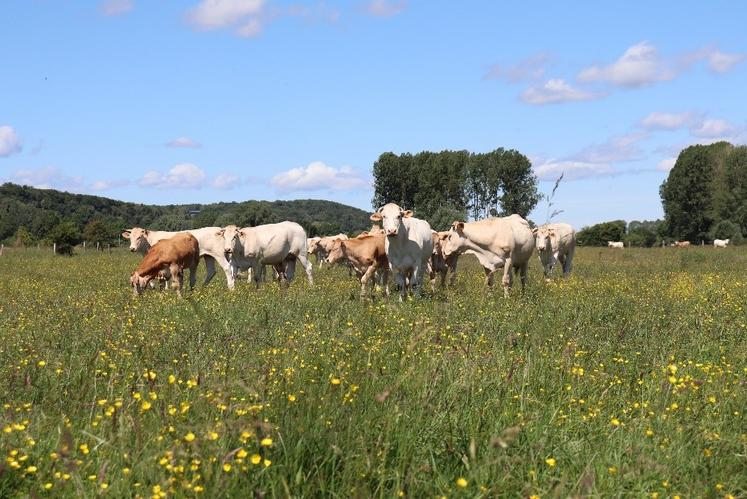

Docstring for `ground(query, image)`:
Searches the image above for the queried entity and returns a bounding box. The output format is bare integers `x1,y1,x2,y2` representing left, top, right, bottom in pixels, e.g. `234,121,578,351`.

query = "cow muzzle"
386,229,398,237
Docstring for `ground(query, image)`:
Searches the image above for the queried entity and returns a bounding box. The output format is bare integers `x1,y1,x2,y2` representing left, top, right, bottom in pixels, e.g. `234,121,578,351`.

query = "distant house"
188,209,201,218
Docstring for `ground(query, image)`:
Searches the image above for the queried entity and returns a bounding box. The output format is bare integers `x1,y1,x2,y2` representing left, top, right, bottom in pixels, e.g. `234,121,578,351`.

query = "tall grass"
0,247,745,497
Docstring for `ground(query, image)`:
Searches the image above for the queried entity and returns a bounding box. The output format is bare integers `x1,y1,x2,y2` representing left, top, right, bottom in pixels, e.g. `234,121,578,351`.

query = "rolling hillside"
0,183,372,245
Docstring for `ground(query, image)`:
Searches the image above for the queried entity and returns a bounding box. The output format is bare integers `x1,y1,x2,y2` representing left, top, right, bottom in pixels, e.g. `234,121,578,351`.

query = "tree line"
0,183,371,251
660,142,746,244
371,148,540,230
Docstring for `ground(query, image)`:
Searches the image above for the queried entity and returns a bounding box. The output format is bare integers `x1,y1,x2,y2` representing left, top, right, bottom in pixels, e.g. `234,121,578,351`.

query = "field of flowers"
0,246,745,498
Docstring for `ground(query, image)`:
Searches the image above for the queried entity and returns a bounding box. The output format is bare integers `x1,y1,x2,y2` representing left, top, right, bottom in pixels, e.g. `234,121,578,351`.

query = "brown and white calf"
326,234,389,297
130,233,200,297
430,231,459,288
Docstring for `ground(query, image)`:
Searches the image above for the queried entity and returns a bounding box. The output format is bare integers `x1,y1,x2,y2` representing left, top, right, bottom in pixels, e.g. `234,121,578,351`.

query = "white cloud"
187,0,265,37
578,41,675,87
656,158,677,172
100,0,133,16
569,132,649,163
706,48,746,73
91,179,130,191
484,52,549,83
532,159,615,181
365,0,407,17
0,125,22,157
520,79,602,105
270,161,368,193
165,136,201,148
8,166,84,191
641,112,695,130
690,118,738,138
211,173,240,189
139,163,207,189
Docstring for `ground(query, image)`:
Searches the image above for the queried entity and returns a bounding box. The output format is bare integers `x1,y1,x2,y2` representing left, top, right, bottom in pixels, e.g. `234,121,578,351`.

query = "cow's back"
136,233,199,276
253,221,308,259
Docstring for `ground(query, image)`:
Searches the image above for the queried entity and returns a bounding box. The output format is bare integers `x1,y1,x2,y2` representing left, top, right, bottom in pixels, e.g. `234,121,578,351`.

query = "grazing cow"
713,238,730,248
122,227,234,289
430,231,459,288
370,203,433,301
607,241,625,249
441,215,534,297
533,223,576,278
672,241,691,248
130,233,199,297
221,222,313,287
326,234,389,297
308,234,349,267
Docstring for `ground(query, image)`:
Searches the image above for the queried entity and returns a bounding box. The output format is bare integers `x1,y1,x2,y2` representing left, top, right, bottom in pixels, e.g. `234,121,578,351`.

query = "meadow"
0,246,745,498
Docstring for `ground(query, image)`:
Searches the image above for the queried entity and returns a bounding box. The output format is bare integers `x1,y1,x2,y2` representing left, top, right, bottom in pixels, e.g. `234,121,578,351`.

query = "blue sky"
1,0,745,229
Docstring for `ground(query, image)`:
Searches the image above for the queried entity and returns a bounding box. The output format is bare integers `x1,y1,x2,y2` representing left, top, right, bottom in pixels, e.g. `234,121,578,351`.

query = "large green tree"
660,142,746,242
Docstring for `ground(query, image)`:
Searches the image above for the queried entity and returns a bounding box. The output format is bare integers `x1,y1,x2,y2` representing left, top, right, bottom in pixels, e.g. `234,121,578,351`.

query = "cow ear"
402,210,413,218
238,230,246,238
370,212,383,221
143,229,149,236
532,228,538,235
452,221,465,232
122,231,131,238
217,228,225,237
548,229,556,236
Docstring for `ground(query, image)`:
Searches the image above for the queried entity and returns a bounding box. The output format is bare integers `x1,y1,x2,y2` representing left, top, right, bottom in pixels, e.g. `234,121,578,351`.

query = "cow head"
533,226,555,252
130,271,152,295
441,221,467,258
370,203,412,237
307,237,321,254
122,227,150,253
326,240,345,264
220,225,244,256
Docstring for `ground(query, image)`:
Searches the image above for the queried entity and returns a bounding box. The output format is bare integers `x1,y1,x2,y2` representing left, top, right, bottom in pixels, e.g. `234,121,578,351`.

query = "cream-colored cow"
441,214,534,297
533,223,576,278
713,239,730,248
607,241,624,249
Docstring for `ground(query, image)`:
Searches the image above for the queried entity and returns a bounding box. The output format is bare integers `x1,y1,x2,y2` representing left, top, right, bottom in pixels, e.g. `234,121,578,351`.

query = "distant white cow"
533,223,576,278
221,222,313,287
607,241,624,249
122,227,234,289
713,238,730,248
370,203,433,301
308,234,348,269
441,214,535,297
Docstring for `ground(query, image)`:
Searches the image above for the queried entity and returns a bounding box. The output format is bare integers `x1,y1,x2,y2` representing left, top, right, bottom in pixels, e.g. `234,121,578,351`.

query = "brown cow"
327,234,389,297
672,240,691,248
430,231,459,288
130,233,200,297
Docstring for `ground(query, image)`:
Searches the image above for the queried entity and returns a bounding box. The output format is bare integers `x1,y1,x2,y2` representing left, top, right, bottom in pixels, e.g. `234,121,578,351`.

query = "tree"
660,142,738,242
50,221,82,255
83,219,114,247
709,220,743,245
13,226,34,247
427,204,467,232
496,149,541,218
576,220,626,246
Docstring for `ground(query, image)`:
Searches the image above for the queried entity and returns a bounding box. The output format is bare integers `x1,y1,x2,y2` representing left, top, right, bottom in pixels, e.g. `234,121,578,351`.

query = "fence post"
83,241,86,252
97,242,100,251
0,244,3,256
53,243,56,254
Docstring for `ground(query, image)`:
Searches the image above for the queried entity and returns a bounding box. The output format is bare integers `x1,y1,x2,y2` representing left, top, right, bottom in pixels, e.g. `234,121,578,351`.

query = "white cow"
533,223,576,278
122,227,235,289
370,203,433,301
607,241,624,249
441,215,535,297
308,234,349,269
221,222,313,287
713,238,730,248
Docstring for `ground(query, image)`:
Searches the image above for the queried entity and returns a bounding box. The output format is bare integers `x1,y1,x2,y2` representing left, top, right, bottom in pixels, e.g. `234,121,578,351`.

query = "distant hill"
0,183,372,245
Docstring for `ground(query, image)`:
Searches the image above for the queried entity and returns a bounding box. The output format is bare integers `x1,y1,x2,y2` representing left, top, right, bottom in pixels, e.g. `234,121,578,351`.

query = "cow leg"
395,271,407,302
381,268,390,297
519,262,528,291
360,263,377,298
483,267,495,287
202,255,216,286
170,263,183,297
189,261,198,290
563,248,574,277
296,252,314,285
502,257,513,297
285,257,297,284
252,263,263,288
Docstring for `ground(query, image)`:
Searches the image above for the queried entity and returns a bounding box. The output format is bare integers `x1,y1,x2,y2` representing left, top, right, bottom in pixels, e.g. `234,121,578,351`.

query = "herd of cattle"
123,201,732,300
124,203,578,300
